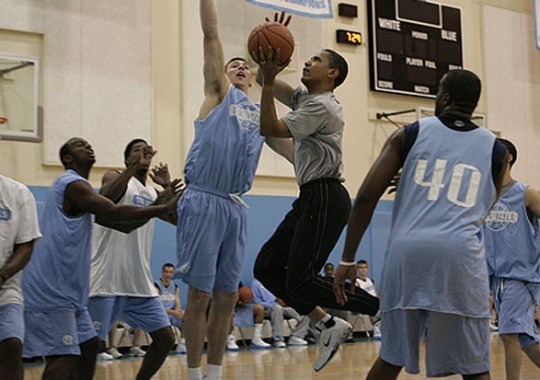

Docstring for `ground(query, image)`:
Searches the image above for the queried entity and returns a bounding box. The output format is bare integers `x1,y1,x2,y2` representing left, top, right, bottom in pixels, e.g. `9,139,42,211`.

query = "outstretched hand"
265,11,292,26
254,46,289,83
150,162,171,188
333,264,358,305
154,178,185,212
127,145,157,172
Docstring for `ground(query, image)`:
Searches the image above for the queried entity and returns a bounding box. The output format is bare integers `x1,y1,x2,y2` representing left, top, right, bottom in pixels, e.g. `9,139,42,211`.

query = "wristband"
339,260,356,266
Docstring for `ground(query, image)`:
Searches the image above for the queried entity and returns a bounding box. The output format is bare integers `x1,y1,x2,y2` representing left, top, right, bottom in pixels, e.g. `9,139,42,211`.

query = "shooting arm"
264,137,293,163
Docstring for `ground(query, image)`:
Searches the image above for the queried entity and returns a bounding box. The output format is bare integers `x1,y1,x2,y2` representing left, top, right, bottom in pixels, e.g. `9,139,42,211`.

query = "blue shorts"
233,304,254,327
23,308,97,357
0,303,24,342
88,296,170,341
175,188,247,293
380,309,490,377
491,277,540,348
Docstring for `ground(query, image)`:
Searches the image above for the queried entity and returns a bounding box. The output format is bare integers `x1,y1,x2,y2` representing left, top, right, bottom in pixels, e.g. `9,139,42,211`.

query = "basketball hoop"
0,117,7,124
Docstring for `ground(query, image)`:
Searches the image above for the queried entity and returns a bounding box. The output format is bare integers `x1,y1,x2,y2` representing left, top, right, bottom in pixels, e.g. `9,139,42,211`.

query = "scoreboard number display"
368,0,463,98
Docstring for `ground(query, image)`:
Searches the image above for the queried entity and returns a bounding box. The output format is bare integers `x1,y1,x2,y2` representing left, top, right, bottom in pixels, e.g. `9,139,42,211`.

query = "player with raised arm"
253,16,379,372
174,2,271,379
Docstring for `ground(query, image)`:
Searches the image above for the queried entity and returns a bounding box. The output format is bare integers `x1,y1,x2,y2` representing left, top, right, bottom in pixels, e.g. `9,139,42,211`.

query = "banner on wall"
245,0,333,19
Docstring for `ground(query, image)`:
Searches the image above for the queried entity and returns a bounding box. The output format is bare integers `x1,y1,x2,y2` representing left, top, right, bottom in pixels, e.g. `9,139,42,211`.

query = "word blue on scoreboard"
368,0,463,98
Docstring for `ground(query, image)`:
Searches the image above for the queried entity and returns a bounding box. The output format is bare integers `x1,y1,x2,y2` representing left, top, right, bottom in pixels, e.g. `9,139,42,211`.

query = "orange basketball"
247,22,295,66
238,286,254,303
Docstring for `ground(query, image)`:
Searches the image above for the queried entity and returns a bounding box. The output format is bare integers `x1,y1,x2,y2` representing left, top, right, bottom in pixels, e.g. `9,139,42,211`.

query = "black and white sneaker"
314,317,352,372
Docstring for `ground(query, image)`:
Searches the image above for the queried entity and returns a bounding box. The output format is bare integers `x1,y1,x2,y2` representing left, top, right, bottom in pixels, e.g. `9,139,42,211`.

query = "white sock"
188,367,202,380
316,314,333,330
206,364,222,380
254,323,263,340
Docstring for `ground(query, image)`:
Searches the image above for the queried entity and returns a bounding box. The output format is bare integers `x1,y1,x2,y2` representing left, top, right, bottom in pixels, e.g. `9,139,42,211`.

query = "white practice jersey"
356,277,377,297
0,175,41,306
90,177,158,297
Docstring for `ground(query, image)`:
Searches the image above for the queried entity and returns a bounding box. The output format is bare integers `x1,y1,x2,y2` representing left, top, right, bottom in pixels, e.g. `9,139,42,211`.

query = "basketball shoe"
314,317,352,371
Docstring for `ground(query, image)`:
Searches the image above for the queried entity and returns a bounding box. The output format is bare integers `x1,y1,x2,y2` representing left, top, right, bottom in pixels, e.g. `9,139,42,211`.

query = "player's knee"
253,304,265,318
153,327,175,350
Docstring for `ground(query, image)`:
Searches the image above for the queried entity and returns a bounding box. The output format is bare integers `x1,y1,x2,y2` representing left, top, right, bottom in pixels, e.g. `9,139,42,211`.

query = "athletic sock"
188,367,202,380
206,364,222,380
316,314,335,330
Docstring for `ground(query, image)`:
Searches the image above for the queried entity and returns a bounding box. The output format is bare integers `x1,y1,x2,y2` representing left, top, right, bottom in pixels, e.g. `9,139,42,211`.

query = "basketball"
247,22,295,66
238,286,254,303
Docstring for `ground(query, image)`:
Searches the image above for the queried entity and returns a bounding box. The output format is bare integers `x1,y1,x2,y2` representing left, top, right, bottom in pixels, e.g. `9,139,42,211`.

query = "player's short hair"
357,260,368,266
162,263,175,271
324,262,334,269
441,69,481,109
225,57,247,71
323,49,348,88
124,138,147,163
59,137,81,169
497,138,518,167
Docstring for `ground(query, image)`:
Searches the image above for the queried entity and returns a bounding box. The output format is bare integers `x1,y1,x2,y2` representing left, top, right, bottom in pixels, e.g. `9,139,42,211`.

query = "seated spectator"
322,263,335,279
130,327,147,357
228,301,270,351
355,260,380,339
251,279,309,348
96,325,122,361
155,263,186,353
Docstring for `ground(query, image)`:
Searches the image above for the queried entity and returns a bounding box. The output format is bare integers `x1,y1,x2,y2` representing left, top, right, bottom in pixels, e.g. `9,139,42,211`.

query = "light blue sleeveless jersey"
156,280,176,310
484,181,540,282
184,85,264,194
381,117,497,318
22,170,92,312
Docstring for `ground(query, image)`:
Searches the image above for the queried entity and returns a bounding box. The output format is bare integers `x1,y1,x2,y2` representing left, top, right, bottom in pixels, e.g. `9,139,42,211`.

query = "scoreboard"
368,0,463,98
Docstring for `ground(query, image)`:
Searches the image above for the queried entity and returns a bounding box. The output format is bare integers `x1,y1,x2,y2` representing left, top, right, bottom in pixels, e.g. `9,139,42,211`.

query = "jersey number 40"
414,159,481,208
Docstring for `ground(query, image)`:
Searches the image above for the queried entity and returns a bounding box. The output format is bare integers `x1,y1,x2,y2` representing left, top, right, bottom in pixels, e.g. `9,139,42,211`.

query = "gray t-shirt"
282,88,344,186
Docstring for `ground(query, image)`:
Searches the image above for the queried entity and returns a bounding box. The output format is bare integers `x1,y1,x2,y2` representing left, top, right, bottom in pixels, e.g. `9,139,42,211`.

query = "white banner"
246,0,333,19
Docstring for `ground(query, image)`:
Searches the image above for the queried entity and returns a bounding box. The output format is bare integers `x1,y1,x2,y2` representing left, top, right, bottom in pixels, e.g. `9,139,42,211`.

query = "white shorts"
380,309,490,377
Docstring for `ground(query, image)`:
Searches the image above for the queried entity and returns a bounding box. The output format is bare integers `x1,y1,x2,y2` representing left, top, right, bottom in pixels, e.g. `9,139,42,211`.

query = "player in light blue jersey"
484,138,540,380
22,137,182,380
175,2,291,380
335,70,508,380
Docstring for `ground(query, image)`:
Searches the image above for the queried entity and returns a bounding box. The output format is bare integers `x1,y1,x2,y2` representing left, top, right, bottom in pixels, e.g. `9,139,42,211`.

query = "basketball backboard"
0,53,41,141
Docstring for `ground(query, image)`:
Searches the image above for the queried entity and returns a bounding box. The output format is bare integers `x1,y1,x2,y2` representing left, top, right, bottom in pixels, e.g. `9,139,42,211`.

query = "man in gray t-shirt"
253,45,379,372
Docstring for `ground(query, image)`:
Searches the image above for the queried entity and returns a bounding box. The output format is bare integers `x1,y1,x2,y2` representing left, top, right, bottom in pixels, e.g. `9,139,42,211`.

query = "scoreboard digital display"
368,0,463,98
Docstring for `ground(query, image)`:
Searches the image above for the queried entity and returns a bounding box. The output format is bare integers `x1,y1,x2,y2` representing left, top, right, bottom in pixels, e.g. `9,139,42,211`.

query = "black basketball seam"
264,24,295,50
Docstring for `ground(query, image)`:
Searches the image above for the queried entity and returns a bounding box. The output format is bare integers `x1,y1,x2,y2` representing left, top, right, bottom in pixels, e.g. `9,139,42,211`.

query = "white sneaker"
273,340,286,348
97,352,114,361
227,334,239,351
250,337,271,349
107,347,122,359
372,325,382,340
288,335,308,346
176,342,187,354
314,317,352,372
130,346,146,357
